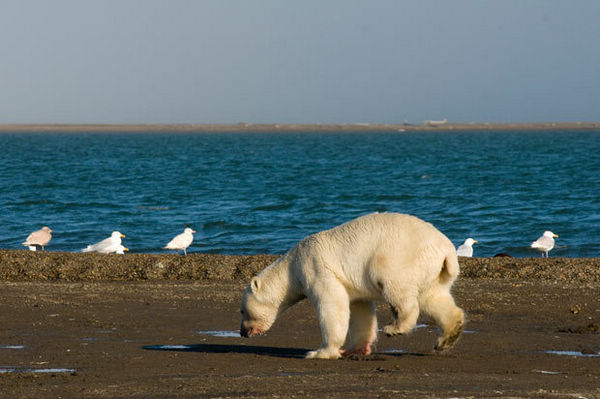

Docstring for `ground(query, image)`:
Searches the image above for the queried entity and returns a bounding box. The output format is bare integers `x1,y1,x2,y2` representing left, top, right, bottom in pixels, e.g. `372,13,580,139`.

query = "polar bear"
239,212,465,359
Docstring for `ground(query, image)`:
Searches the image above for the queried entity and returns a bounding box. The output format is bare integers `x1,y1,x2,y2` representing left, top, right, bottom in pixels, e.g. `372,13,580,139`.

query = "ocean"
1,130,598,257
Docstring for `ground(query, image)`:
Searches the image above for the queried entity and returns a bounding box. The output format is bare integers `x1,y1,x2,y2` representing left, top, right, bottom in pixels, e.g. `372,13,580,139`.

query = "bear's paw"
305,348,342,360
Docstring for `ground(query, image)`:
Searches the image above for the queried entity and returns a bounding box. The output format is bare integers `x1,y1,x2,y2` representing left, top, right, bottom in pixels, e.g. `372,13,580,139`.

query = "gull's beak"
192,230,197,234
124,247,129,252
553,234,558,238
121,234,126,238
474,240,478,243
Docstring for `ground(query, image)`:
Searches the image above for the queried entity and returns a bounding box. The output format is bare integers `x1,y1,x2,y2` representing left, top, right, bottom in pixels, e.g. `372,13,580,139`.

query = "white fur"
240,212,465,359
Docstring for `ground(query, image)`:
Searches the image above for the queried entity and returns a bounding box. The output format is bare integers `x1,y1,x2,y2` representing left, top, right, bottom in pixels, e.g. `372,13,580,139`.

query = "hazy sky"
1,1,599,124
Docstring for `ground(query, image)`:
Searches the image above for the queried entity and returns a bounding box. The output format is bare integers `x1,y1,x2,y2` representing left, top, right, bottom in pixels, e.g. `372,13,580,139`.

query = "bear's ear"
251,277,261,293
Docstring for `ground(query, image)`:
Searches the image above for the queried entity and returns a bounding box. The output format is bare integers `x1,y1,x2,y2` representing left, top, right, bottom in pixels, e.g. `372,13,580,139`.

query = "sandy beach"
0,251,599,398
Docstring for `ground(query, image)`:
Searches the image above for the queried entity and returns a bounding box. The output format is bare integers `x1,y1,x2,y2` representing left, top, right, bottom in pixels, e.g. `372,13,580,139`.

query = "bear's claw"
382,325,402,337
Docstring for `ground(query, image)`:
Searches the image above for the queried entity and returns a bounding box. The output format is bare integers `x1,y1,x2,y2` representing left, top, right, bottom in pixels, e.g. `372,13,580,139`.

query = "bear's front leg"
305,281,350,360
343,300,377,356
421,289,465,352
382,296,420,337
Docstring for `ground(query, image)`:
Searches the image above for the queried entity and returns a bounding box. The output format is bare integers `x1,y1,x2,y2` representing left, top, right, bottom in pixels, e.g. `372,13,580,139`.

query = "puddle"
546,350,600,358
196,330,240,338
143,345,193,351
29,368,77,374
533,370,566,375
0,367,17,374
0,366,76,375
153,345,192,350
375,325,475,335
377,324,430,334
382,348,405,354
0,345,26,350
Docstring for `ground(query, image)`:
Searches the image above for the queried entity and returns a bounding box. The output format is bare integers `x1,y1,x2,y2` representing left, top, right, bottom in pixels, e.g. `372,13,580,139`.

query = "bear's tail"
439,252,460,285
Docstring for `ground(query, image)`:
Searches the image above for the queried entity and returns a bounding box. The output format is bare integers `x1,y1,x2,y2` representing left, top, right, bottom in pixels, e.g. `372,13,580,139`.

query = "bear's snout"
240,321,254,338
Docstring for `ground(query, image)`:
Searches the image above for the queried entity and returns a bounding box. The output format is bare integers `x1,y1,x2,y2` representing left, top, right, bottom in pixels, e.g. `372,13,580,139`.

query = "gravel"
0,250,598,283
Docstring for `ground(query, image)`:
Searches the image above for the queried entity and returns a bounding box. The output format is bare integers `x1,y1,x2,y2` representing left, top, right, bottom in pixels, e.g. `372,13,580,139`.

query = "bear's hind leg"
305,280,350,360
422,288,465,352
343,300,377,356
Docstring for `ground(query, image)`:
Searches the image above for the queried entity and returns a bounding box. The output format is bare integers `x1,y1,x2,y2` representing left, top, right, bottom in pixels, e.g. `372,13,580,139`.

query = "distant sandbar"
1,122,600,133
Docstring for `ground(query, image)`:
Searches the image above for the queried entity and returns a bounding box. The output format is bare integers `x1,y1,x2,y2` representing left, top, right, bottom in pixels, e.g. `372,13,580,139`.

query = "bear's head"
240,276,279,338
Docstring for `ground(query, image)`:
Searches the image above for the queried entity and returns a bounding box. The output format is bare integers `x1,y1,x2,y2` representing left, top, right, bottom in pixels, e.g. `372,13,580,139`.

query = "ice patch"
0,345,26,349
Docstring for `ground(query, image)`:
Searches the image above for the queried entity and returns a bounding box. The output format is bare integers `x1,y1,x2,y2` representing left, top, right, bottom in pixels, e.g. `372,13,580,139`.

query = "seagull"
82,231,126,254
531,231,558,257
115,245,129,255
164,227,196,255
22,226,53,251
456,238,477,257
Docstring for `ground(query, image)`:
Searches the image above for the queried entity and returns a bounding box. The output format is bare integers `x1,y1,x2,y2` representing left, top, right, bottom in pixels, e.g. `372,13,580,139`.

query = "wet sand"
1,252,599,398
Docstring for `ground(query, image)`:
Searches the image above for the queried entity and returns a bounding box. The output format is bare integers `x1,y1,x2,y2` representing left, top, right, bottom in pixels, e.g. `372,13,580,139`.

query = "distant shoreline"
1,122,600,133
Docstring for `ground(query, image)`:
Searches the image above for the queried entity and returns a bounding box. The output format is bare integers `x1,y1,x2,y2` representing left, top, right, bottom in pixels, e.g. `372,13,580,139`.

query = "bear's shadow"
142,344,431,359
142,343,309,359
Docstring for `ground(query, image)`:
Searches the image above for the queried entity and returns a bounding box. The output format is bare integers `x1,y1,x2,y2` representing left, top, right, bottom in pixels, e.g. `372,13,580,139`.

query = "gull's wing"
83,236,119,253
23,229,51,246
165,232,192,249
531,235,553,250
456,244,472,257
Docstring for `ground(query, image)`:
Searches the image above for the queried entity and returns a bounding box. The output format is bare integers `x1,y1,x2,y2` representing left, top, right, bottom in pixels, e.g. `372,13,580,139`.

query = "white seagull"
531,231,558,257
164,227,196,255
22,226,53,251
456,238,477,257
82,231,126,254
115,245,129,255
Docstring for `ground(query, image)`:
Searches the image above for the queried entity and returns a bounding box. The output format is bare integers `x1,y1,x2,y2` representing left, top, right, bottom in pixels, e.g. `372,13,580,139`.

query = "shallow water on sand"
1,130,599,257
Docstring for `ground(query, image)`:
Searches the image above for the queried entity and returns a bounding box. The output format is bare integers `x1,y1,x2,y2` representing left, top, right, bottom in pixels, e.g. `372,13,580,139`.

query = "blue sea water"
0,130,599,257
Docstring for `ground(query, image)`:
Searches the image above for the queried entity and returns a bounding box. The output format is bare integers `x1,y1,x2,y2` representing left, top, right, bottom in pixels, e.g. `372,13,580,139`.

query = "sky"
0,0,599,124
